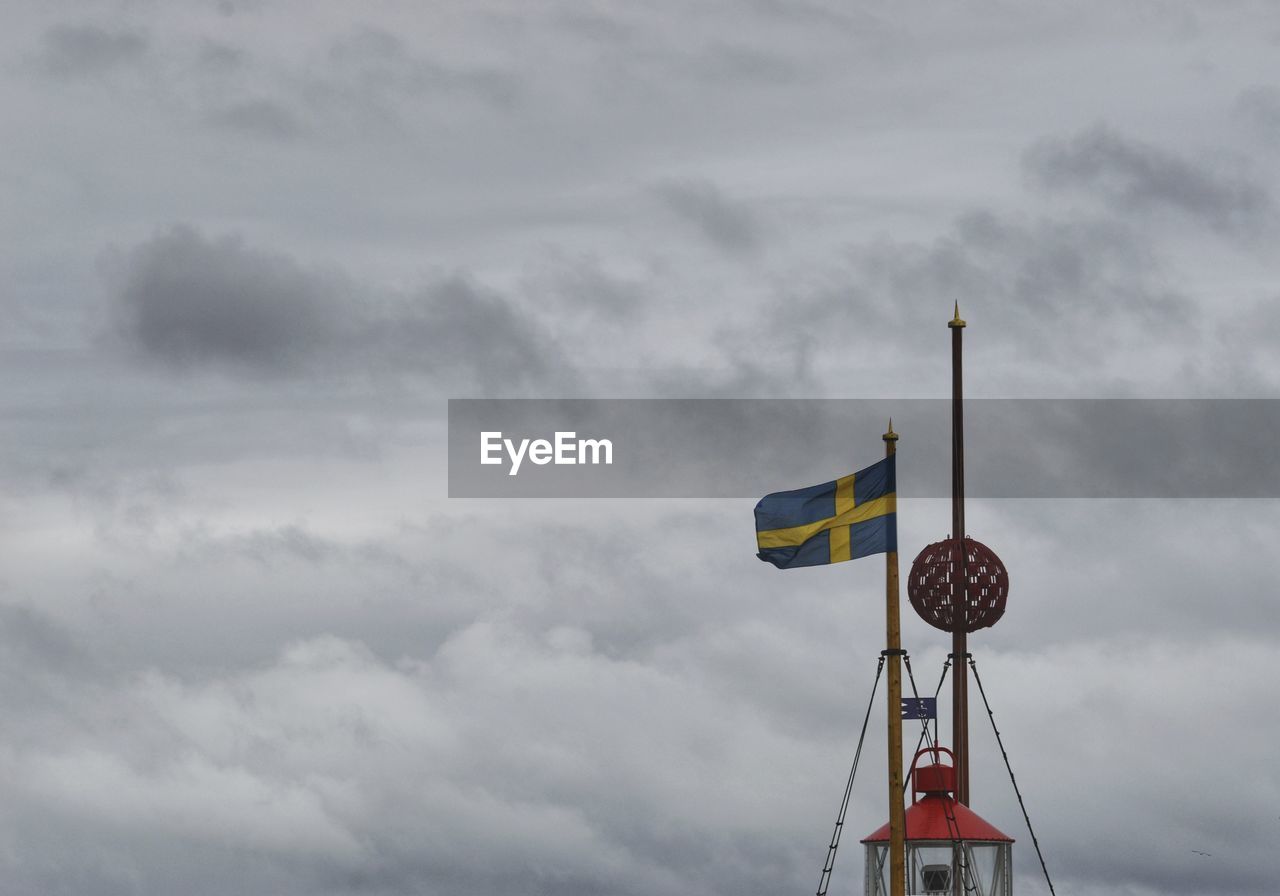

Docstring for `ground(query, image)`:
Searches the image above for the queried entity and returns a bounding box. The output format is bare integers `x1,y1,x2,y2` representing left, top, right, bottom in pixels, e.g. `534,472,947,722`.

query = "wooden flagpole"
883,421,906,896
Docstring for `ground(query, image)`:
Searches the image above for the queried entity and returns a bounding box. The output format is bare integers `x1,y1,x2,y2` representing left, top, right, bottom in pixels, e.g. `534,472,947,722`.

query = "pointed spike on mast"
948,301,967,329
883,418,898,442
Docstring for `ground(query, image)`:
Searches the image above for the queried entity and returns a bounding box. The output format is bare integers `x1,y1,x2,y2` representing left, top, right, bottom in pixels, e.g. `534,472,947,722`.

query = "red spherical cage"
907,537,1008,633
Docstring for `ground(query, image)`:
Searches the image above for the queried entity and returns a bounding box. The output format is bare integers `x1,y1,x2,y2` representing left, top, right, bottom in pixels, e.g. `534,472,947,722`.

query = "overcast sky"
3,2,1280,894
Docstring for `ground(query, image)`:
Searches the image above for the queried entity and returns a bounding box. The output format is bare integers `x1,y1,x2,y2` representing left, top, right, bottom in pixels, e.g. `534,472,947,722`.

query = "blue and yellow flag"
755,456,896,569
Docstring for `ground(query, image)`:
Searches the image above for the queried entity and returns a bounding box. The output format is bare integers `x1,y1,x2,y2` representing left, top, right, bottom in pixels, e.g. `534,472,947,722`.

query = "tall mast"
948,303,970,806
900,307,1012,895
883,421,906,896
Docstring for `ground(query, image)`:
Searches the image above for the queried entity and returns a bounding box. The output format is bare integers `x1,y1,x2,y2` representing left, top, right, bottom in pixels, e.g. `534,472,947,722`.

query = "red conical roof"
860,795,1013,843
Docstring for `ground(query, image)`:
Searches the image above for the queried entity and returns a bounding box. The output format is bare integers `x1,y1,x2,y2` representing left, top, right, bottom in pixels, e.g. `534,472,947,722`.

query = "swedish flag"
755,456,896,569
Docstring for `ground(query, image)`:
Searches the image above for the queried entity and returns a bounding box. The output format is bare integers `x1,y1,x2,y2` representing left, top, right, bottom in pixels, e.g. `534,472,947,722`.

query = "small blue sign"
900,697,937,720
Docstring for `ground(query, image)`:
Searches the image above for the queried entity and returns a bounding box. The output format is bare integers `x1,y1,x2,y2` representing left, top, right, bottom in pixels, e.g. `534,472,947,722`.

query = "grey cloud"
206,99,303,140
653,178,762,252
0,605,94,681
37,24,147,79
743,206,1192,395
939,209,1183,320
197,39,247,71
1212,291,1280,392
523,253,644,321
216,0,257,15
645,349,818,398
4,380,1279,896
328,27,521,110
369,277,561,394
0,506,904,891
556,9,640,45
191,524,341,567
6,498,1279,896
745,0,884,32
1023,125,1272,236
1235,85,1280,144
108,226,336,371
630,179,1251,406
107,226,566,394
10,4,1280,895
683,42,800,85
0,628,783,894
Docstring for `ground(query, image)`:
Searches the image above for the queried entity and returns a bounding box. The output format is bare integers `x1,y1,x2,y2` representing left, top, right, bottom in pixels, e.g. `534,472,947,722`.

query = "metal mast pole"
883,422,906,896
948,303,970,807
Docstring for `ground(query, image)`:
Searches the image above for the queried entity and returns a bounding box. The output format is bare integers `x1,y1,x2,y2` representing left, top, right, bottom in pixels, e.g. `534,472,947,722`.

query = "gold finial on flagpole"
949,301,967,329
883,418,898,442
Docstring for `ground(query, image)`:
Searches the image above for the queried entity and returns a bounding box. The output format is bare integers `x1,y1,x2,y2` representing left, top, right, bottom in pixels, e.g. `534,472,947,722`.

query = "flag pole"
883,421,906,896
948,302,970,807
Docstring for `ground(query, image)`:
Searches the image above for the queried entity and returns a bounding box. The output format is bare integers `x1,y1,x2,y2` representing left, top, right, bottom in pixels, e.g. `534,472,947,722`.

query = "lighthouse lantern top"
861,748,1013,845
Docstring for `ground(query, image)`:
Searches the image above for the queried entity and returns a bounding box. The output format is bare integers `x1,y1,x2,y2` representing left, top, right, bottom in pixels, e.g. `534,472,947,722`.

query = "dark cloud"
108,225,337,371
37,24,147,79
107,226,565,394
652,179,762,253
206,99,303,140
924,209,1183,321
731,204,1193,397
371,277,562,394
1023,125,1273,237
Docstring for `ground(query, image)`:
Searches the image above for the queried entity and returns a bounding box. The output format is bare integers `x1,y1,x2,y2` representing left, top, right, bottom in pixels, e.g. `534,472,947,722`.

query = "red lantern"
862,748,1014,896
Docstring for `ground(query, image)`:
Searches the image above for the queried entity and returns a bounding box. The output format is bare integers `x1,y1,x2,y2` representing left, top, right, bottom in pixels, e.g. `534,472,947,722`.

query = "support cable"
905,656,951,780
906,655,973,893
816,656,885,896
968,656,1056,896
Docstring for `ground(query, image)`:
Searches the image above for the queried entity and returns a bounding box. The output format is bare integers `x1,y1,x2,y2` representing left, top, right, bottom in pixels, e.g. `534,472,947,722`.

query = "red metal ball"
908,537,1008,633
